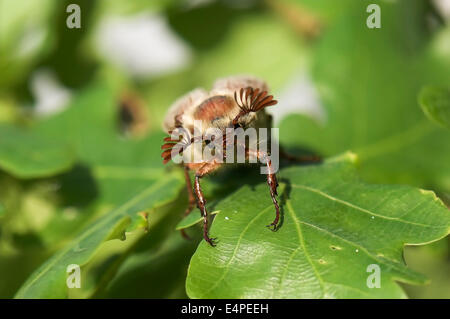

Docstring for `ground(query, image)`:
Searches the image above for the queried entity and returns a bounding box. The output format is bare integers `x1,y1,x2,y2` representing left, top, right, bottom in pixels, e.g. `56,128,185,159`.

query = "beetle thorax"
186,95,256,134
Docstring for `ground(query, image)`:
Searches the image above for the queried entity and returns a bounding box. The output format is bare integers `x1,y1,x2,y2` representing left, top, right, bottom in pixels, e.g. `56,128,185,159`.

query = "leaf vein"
291,184,442,228
286,199,326,297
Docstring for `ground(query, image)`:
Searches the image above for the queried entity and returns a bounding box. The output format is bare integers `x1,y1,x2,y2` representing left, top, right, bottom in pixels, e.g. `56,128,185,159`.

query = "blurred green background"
0,0,449,298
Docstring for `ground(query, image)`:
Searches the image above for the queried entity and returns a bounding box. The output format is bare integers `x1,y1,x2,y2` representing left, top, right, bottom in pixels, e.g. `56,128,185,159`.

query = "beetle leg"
194,162,220,247
247,149,280,231
180,166,196,240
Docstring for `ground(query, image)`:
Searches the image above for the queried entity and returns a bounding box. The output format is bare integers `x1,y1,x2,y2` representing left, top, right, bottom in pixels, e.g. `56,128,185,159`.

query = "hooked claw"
205,236,218,247
266,222,278,232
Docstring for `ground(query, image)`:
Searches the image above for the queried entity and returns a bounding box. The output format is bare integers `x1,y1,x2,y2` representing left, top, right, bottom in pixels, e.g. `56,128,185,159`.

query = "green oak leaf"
0,79,189,298
186,153,450,298
0,125,75,178
15,171,183,298
12,82,189,298
279,0,450,192
419,86,450,129
176,210,219,231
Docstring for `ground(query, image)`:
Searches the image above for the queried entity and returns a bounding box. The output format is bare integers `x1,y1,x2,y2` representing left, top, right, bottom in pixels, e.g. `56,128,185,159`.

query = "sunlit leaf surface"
187,154,450,298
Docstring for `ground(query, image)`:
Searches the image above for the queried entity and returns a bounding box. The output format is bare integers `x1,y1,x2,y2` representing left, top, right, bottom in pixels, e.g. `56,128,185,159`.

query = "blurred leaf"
96,0,176,16
0,0,55,89
34,82,117,163
186,153,450,298
101,234,196,298
100,206,200,299
419,86,450,129
401,237,450,298
141,7,310,131
283,0,353,23
176,210,219,230
279,0,450,192
35,0,98,89
168,1,241,50
0,248,52,298
0,97,20,124
0,125,75,178
1,81,187,297
13,80,189,298
194,11,308,91
15,171,183,298
66,228,146,299
35,82,172,205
